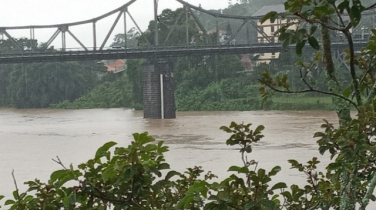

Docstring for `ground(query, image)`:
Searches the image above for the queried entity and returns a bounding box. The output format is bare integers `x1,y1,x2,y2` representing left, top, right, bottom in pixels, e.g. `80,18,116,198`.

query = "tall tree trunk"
321,19,351,126
321,18,354,210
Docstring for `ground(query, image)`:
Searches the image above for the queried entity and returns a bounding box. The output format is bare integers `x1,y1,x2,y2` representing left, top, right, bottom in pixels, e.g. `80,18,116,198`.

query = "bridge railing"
0,40,368,64
0,42,280,56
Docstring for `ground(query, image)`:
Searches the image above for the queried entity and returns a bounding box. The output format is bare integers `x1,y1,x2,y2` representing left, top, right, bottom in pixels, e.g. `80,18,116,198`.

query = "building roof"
101,59,126,73
253,4,285,17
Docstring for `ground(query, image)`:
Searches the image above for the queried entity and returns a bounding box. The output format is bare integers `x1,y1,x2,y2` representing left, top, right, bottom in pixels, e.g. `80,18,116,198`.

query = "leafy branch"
259,70,359,110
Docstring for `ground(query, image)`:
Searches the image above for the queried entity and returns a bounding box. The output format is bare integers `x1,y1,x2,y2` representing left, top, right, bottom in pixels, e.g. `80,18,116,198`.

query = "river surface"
1,108,371,207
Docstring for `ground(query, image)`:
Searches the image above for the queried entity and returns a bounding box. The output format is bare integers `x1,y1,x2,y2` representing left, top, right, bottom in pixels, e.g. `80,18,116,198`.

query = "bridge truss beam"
0,0,372,64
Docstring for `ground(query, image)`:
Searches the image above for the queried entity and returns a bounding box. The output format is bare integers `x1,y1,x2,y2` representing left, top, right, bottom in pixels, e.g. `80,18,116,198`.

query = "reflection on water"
0,108,344,203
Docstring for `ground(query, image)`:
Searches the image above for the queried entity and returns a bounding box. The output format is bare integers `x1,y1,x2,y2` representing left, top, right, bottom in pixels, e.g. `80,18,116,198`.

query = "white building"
253,4,285,65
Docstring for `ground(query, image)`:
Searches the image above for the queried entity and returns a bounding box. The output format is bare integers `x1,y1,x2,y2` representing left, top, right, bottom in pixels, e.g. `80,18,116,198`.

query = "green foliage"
260,0,376,209
5,132,175,209
221,122,264,156
51,78,132,109
138,8,200,46
0,38,102,108
279,100,376,209
52,59,145,110
0,61,100,108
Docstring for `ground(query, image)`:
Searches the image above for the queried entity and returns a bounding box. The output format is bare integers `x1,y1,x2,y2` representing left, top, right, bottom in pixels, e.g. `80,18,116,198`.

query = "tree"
111,27,140,48
0,37,103,108
260,0,376,209
137,8,200,46
1,61,101,108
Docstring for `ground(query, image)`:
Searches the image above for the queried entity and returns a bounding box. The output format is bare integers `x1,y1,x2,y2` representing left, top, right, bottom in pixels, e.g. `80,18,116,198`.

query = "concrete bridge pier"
142,60,176,119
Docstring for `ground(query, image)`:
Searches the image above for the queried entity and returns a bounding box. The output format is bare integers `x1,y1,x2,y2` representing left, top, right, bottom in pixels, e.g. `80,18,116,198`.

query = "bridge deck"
0,42,366,64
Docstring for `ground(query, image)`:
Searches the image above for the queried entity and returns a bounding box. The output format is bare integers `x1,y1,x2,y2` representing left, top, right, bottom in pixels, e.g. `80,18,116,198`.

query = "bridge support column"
142,60,176,119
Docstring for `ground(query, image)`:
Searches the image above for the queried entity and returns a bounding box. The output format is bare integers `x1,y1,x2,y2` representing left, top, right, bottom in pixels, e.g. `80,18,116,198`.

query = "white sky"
0,0,229,49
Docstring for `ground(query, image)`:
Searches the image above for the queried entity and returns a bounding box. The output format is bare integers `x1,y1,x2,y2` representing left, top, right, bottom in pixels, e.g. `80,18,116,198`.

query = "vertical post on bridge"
216,16,219,45
154,0,159,46
123,7,127,49
30,27,35,50
62,31,66,51
247,21,250,45
93,21,97,51
185,5,189,45
60,25,68,51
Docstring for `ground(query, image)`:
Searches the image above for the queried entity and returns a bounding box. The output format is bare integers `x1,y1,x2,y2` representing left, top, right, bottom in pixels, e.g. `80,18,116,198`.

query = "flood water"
0,108,367,207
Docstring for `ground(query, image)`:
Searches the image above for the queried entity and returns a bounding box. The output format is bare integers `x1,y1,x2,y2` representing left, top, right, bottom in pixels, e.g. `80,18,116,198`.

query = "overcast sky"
0,0,229,48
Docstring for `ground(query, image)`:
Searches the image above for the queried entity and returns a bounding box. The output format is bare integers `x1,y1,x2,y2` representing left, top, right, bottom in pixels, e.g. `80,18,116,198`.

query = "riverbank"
50,95,335,111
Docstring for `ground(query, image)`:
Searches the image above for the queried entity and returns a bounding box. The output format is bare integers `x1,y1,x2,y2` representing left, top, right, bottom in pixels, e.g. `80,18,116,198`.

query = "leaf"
4,200,15,205
165,170,180,181
219,202,228,210
282,38,291,50
268,166,281,176
327,162,342,170
51,169,69,182
54,171,77,188
208,195,219,201
310,25,318,35
136,132,155,145
342,85,352,98
338,1,349,12
261,199,276,209
157,141,169,153
313,132,325,138
12,191,18,200
308,36,320,50
288,159,299,167
350,4,362,27
228,166,249,173
293,190,305,201
102,165,115,182
281,191,292,200
319,145,330,155
254,125,265,135
142,144,157,152
257,169,266,179
95,141,117,160
244,201,257,210
124,168,132,180
261,11,278,24
158,163,170,170
271,182,287,190
243,146,252,153
220,126,232,133
296,40,306,56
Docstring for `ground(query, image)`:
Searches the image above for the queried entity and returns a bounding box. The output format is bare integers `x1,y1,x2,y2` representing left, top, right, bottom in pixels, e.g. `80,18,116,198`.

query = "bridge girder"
0,0,372,64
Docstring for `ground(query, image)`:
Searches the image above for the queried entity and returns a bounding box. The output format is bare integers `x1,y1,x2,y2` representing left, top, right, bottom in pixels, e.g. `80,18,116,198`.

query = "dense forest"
1,0,370,111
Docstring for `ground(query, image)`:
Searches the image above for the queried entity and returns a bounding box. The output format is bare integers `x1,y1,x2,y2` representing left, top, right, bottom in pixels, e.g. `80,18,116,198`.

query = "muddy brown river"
1,108,372,207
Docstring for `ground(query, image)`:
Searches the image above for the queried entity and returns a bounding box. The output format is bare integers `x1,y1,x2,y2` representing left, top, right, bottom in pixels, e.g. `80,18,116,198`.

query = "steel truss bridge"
0,0,372,64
